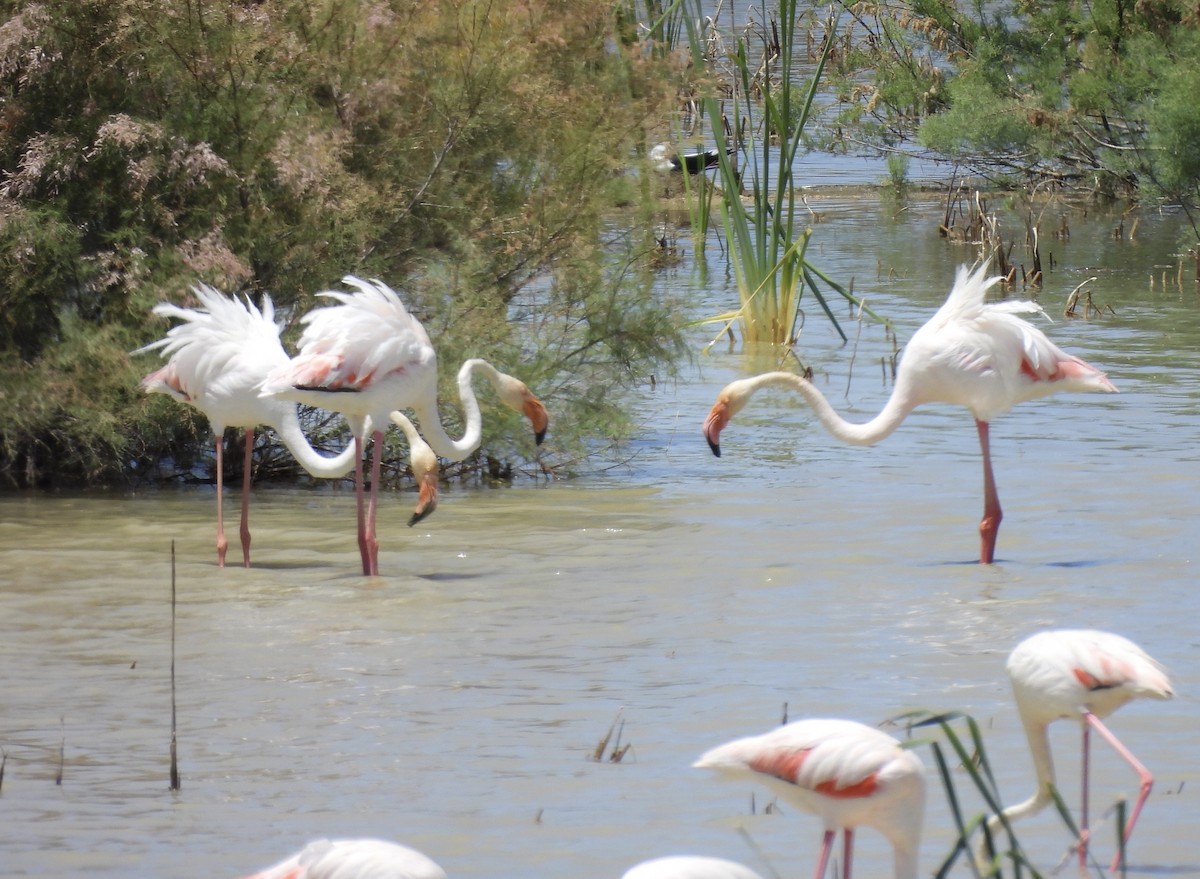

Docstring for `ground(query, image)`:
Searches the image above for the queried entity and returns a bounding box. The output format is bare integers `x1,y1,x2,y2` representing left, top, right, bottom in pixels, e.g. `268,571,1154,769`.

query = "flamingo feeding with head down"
262,275,548,576
980,629,1173,873
137,285,436,568
703,263,1118,564
694,718,926,879
241,838,447,879
621,856,765,879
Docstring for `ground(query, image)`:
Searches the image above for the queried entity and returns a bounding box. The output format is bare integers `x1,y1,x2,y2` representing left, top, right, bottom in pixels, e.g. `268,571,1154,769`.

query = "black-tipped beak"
702,401,727,458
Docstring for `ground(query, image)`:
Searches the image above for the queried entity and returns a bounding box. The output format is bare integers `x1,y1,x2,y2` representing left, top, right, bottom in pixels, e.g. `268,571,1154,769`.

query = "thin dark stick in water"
56,719,63,785
169,541,181,791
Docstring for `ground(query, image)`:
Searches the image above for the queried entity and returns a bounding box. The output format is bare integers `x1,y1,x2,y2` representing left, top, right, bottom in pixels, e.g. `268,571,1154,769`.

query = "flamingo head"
407,444,439,527
703,379,753,457
523,394,549,446
495,373,549,445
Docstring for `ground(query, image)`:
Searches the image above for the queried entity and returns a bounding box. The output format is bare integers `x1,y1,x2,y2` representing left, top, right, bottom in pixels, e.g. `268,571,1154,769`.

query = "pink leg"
354,435,371,575
842,828,855,879
364,429,384,576
813,829,835,879
239,429,253,568
215,434,228,568
1084,712,1155,872
976,419,1002,564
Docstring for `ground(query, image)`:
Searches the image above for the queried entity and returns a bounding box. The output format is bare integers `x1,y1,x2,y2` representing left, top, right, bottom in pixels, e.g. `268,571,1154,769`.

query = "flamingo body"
694,718,925,879
262,276,547,574
242,838,446,879
703,263,1117,563
984,629,1173,871
621,855,765,879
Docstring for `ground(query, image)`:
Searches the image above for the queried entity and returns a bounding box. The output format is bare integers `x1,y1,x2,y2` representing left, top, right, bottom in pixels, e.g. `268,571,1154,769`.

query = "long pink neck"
739,371,916,446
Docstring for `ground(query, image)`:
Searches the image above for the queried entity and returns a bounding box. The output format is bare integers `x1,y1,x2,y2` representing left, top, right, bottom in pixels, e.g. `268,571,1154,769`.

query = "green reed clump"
682,0,872,348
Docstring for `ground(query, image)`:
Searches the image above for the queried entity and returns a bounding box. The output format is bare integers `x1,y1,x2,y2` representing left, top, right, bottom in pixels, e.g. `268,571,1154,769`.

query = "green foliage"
836,0,1200,222
0,0,684,487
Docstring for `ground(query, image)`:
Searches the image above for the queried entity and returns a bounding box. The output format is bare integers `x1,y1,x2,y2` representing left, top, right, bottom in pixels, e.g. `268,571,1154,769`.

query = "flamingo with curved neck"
979,629,1173,874
703,263,1118,564
263,276,548,575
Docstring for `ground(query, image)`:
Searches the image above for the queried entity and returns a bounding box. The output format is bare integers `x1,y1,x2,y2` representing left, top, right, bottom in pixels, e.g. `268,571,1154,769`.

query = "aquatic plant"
682,0,869,348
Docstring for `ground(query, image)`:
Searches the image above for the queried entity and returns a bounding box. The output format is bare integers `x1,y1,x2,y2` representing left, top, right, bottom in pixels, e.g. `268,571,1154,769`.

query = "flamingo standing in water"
694,718,926,879
980,629,1173,873
622,856,765,879
702,263,1118,564
137,285,436,567
241,838,446,879
262,276,548,576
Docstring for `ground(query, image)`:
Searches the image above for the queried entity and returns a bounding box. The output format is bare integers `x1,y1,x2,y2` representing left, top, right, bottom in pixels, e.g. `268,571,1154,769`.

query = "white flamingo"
241,838,446,879
981,629,1173,872
621,856,765,879
695,718,925,879
262,276,548,575
703,263,1118,563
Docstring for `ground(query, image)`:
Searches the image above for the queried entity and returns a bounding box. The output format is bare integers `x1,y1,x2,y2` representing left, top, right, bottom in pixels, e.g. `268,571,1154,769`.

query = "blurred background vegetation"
2,0,1199,489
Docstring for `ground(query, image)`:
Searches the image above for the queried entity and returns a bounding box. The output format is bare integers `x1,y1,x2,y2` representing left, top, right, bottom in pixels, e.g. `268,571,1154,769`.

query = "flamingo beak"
703,400,729,457
523,396,549,446
408,472,439,527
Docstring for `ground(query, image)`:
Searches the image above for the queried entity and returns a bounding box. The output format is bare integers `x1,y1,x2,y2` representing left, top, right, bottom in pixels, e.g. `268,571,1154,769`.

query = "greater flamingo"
138,285,436,568
694,718,926,879
262,275,548,575
702,262,1118,564
622,856,765,879
137,285,359,567
980,629,1173,873
241,838,446,879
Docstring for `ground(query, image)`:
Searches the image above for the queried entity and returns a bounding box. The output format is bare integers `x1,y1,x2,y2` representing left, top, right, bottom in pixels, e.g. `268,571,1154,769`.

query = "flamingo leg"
353,434,371,575
842,828,855,879
239,428,253,568
1083,712,1155,872
813,829,836,879
975,419,1002,564
214,434,228,567
365,428,384,576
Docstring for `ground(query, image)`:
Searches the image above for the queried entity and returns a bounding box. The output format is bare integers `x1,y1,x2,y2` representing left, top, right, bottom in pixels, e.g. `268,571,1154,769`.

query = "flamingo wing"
275,277,435,393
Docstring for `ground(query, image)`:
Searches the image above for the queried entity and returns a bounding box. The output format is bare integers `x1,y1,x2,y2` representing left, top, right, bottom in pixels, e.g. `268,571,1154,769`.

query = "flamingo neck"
740,372,916,446
986,718,1056,841
410,358,495,462
272,407,358,478
891,843,920,879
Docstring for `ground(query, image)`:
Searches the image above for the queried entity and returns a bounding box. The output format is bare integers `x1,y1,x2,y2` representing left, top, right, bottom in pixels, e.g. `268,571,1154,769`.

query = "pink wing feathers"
268,277,435,394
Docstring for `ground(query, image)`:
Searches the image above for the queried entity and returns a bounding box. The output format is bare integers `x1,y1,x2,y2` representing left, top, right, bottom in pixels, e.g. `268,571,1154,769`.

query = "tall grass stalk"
901,711,1049,879
685,0,868,348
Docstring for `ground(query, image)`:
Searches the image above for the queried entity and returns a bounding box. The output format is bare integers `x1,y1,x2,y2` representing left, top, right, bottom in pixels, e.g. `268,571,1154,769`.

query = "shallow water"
1,195,1198,878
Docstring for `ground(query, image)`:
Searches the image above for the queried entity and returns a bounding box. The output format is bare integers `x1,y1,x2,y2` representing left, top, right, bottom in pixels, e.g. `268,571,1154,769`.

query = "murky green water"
1,195,1197,878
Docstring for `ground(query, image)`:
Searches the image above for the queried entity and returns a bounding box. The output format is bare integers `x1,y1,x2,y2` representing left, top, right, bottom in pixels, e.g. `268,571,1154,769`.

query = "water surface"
1,195,1197,878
